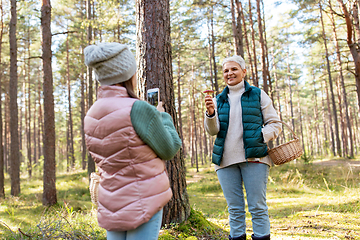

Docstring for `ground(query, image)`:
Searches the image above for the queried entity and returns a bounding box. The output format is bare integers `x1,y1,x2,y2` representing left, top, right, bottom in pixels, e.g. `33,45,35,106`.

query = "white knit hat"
222,55,246,70
84,42,137,86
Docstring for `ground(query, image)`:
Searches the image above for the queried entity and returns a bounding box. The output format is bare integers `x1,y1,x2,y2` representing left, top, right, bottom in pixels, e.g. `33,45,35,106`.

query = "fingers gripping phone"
147,88,160,106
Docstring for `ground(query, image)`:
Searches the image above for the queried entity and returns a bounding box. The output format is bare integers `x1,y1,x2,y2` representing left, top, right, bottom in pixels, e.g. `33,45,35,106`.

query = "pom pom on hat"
84,42,136,86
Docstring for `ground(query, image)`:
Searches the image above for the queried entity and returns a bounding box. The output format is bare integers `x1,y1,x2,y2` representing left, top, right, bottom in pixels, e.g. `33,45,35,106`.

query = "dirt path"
312,159,360,168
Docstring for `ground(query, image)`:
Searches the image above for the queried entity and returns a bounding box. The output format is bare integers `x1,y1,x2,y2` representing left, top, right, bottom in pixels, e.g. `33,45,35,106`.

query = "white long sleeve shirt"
204,81,282,170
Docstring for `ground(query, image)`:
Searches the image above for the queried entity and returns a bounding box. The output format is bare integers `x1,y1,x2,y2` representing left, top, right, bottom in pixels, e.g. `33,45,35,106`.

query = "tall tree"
41,0,57,206
66,34,75,168
240,1,255,85
136,0,190,224
230,0,243,56
87,0,95,177
9,0,20,196
256,0,268,93
319,1,340,156
248,0,259,87
0,0,4,198
337,0,360,114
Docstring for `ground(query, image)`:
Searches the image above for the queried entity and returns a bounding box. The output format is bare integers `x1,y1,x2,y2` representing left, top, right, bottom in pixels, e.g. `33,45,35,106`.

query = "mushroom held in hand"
203,89,214,95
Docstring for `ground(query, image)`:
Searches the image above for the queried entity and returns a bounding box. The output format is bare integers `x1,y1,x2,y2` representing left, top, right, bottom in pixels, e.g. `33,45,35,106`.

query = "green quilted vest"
212,81,268,165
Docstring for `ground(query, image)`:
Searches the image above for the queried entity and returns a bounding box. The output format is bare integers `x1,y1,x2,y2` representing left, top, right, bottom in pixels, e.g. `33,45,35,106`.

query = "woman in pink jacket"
84,42,182,240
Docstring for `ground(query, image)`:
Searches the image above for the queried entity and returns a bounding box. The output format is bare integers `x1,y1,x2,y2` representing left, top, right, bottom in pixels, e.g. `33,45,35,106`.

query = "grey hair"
222,55,246,70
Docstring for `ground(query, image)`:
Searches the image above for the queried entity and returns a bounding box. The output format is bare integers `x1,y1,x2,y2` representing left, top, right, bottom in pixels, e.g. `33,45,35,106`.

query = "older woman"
204,55,281,240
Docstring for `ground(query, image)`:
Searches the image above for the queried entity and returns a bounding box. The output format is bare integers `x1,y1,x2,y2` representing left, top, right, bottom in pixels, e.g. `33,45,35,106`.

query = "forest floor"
0,157,359,239
184,158,360,240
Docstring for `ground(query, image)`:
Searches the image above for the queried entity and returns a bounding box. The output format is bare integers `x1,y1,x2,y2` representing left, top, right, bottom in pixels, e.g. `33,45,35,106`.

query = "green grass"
1,158,360,239
185,158,360,239
0,170,105,239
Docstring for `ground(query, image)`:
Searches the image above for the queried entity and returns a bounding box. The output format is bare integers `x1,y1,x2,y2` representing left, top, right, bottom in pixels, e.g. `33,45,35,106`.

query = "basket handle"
265,120,299,139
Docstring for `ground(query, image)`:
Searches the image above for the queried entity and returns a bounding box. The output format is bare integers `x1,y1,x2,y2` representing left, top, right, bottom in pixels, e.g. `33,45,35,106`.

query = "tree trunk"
41,0,57,206
271,49,286,144
286,52,295,131
207,22,215,91
192,84,198,172
262,0,272,99
200,100,208,162
136,0,190,225
256,0,268,93
335,75,346,157
239,1,255,85
330,2,354,157
312,72,321,155
248,0,258,87
177,53,185,155
66,34,75,168
320,1,341,156
231,0,243,56
320,80,329,152
23,22,32,178
0,0,4,198
324,70,336,156
297,89,305,154
337,0,360,115
27,77,32,178
81,61,86,170
4,94,8,173
38,79,43,166
10,0,20,196
210,5,219,94
80,21,86,170
87,0,95,177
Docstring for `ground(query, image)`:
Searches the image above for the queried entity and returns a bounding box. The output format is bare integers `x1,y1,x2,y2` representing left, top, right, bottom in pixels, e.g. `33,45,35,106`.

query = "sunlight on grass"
1,159,360,239
0,171,105,239
186,159,360,239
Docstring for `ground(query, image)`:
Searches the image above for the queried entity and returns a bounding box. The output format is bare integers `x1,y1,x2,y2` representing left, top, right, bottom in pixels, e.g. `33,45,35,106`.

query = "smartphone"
147,88,160,106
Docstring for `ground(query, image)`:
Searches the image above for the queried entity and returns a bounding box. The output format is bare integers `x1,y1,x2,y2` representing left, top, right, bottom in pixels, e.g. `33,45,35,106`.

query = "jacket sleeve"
204,97,220,136
130,100,182,160
260,90,282,143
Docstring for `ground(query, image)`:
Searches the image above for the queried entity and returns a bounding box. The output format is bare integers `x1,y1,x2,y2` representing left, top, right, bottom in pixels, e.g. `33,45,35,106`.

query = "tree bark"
210,5,219,94
10,0,20,196
80,9,86,170
41,0,57,206
286,52,295,131
256,0,268,93
248,0,259,87
239,1,255,85
312,71,321,155
87,0,95,177
207,20,215,91
0,0,4,198
176,53,185,155
320,1,341,156
38,79,43,166
337,0,360,115
66,34,76,168
330,1,353,157
320,80,329,151
136,0,190,225
231,0,243,56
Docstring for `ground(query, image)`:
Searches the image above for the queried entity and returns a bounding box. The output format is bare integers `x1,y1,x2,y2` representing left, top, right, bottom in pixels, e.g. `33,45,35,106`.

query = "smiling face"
223,61,246,86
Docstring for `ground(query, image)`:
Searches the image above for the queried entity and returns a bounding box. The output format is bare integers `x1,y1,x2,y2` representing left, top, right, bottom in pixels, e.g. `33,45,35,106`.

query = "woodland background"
0,0,360,238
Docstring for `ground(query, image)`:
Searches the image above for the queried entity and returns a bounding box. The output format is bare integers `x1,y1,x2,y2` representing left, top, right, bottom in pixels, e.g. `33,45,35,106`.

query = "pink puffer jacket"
84,86,172,231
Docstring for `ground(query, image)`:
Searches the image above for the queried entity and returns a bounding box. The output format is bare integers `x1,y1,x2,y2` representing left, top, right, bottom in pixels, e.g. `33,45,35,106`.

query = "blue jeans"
217,162,270,238
106,209,163,240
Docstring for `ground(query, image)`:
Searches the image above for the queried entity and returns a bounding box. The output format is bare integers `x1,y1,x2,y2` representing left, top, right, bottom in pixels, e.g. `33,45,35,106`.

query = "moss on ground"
159,209,228,240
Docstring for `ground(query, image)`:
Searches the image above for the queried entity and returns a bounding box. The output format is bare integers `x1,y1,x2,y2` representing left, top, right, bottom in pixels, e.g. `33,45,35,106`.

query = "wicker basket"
267,120,303,165
89,172,100,206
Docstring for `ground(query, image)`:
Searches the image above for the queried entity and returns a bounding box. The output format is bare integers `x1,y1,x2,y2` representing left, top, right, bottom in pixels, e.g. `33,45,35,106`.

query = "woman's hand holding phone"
157,101,165,112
